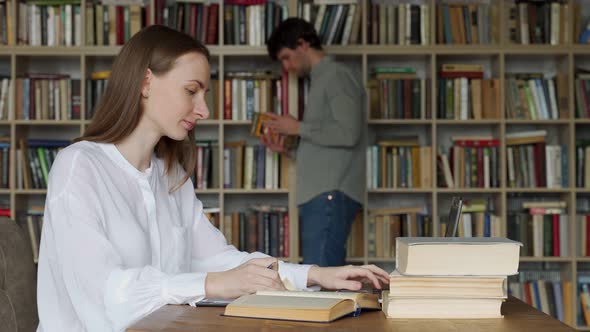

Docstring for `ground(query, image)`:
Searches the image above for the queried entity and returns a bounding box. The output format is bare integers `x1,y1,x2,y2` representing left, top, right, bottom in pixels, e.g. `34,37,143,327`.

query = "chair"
0,217,39,332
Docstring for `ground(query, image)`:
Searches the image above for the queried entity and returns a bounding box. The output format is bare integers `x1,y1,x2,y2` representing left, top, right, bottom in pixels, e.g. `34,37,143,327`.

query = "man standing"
262,18,366,267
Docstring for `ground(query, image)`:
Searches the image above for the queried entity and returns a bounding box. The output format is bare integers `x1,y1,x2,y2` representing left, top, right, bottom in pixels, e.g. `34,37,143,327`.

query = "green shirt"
296,56,366,205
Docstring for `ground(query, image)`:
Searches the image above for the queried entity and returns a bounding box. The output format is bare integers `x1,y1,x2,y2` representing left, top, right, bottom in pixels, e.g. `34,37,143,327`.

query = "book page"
255,290,380,309
255,290,361,301
232,294,347,310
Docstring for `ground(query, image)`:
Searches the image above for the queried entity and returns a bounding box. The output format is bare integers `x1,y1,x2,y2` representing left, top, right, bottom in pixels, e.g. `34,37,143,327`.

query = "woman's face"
142,52,211,141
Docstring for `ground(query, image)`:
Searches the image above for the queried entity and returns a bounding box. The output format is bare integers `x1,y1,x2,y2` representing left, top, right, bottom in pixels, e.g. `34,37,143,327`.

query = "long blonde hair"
77,25,210,191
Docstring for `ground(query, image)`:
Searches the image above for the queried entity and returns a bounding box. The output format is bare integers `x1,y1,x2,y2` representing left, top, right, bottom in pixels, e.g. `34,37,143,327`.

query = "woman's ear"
142,68,153,98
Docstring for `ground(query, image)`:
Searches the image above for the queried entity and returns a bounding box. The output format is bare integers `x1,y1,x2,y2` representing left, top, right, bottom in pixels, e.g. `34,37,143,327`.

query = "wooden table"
127,296,575,331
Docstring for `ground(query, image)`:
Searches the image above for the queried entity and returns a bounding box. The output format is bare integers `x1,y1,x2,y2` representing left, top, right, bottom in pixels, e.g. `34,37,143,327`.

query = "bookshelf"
0,0,589,329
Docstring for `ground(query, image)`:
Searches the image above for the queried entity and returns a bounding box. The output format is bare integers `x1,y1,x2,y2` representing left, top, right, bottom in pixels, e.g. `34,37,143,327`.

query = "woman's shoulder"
52,140,103,169
47,141,107,196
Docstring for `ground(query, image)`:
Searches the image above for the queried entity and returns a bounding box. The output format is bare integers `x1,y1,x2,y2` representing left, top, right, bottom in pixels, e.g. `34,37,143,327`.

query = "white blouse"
37,141,312,332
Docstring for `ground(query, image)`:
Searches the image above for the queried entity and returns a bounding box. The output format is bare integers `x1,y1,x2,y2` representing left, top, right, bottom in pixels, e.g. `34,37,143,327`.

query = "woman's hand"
307,265,390,291
205,257,286,299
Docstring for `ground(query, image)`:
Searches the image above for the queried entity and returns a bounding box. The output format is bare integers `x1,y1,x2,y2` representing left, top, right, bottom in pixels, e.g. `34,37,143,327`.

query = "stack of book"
383,237,521,319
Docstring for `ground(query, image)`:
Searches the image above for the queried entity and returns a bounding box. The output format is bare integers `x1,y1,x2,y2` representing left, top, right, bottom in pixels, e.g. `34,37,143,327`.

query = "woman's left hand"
307,265,390,291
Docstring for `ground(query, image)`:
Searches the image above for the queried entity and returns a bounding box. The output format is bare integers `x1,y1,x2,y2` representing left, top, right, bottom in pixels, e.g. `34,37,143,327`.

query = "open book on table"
223,290,380,323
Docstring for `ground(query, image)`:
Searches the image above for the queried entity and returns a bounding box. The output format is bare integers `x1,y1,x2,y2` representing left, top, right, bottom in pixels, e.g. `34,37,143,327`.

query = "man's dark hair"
266,18,323,60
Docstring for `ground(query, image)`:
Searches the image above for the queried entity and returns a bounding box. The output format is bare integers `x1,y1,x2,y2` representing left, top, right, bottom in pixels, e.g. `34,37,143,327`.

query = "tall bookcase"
1,0,590,329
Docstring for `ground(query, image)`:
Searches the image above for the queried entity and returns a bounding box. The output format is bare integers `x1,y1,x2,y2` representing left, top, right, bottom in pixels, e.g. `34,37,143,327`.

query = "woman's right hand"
204,257,286,299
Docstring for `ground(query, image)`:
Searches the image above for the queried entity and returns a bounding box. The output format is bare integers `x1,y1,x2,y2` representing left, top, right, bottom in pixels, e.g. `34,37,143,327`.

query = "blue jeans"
298,190,361,267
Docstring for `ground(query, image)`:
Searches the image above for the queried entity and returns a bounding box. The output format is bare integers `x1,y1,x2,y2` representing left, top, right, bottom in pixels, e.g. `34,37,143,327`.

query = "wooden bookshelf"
1,0,590,329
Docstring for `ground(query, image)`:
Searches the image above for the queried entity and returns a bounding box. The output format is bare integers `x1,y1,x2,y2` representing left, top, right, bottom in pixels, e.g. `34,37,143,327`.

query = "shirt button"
327,195,333,200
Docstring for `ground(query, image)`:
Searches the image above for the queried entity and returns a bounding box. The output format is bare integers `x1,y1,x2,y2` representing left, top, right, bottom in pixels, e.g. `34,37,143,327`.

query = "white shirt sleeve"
44,189,209,332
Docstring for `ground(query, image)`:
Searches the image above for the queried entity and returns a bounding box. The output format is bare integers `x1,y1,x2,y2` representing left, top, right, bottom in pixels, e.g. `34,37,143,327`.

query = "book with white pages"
254,290,381,309
396,237,522,276
383,296,505,319
388,270,507,298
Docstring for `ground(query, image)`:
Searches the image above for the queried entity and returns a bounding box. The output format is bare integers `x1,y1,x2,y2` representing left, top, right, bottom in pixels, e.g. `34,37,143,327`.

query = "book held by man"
249,112,298,149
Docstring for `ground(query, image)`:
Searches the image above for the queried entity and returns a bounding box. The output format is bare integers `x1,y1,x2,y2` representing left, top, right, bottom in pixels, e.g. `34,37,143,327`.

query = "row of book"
367,68,429,120
367,207,430,258
437,64,500,120
5,1,590,47
367,2,429,45
0,1,11,45
509,269,571,324
223,73,285,121
506,131,567,189
437,199,500,237
222,206,289,258
420,134,586,190
205,78,220,120
300,2,361,46
575,73,590,119
454,211,501,238
2,67,587,122
193,140,220,190
223,1,286,46
579,272,590,325
507,143,567,189
160,2,219,45
4,135,581,191
84,3,146,46
578,214,590,257
17,3,82,46
507,1,569,46
16,139,69,190
22,208,44,264
520,266,590,326
85,75,107,120
0,78,11,120
223,142,288,190
364,68,589,121
437,136,500,189
437,3,497,45
0,139,9,188
506,74,567,120
577,141,590,188
15,76,81,121
366,143,432,189
508,212,569,258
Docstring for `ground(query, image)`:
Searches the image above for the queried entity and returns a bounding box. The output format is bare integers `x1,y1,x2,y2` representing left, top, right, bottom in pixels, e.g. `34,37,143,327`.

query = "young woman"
36,25,389,332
